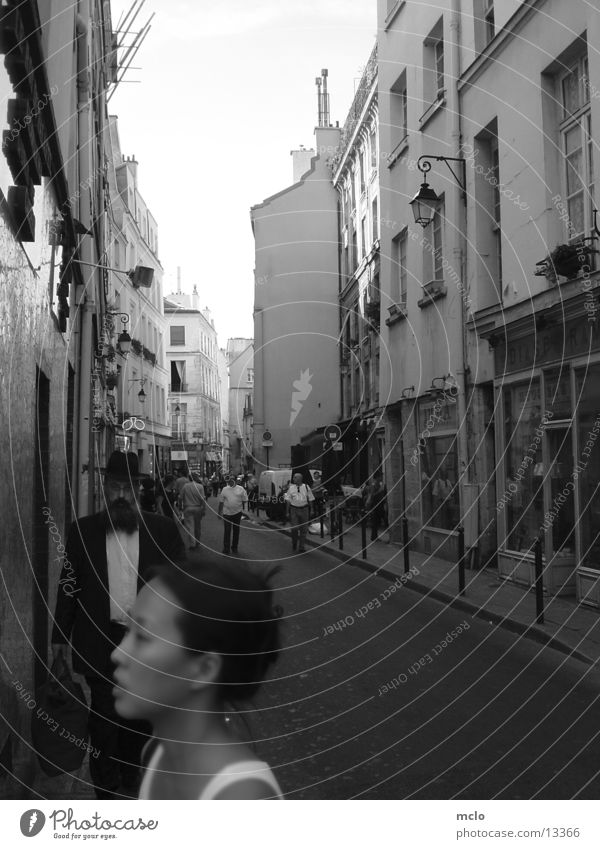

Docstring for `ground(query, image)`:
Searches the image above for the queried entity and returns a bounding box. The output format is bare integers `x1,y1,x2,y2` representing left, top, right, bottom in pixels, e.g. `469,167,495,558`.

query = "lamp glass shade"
409,181,440,227
174,404,181,414
137,387,146,403
118,330,132,355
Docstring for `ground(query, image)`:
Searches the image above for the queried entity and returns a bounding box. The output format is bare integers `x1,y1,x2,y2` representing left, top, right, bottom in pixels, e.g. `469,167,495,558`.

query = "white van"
258,469,292,519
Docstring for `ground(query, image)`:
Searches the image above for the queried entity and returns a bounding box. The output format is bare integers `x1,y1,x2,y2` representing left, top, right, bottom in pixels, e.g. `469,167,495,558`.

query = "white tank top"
138,743,283,800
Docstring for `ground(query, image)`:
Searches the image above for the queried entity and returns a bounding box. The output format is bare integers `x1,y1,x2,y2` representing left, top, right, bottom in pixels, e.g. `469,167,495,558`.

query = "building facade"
251,111,341,472
102,117,170,485
378,0,600,603
331,43,382,488
0,0,116,793
227,338,254,475
164,288,222,475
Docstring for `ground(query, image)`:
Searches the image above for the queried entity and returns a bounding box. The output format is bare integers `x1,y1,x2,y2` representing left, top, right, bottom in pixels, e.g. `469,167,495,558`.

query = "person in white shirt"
217,476,248,554
284,473,315,553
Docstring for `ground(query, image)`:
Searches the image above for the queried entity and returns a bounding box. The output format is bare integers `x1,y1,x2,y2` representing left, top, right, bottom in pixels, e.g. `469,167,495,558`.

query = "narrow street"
186,503,600,800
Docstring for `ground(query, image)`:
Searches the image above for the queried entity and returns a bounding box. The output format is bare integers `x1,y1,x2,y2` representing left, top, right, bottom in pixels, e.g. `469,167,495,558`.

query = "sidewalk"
261,513,600,666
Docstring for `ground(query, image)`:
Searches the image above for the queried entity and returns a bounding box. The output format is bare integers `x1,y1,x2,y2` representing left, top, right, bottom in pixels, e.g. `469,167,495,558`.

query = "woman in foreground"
111,556,282,799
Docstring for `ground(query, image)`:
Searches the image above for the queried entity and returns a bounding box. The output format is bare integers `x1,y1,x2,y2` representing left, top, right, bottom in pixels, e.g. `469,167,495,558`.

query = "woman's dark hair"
147,556,281,703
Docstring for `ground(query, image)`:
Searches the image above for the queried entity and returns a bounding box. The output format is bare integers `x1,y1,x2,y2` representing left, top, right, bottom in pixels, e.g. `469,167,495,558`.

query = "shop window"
576,366,600,569
502,381,543,552
419,397,459,531
546,427,576,561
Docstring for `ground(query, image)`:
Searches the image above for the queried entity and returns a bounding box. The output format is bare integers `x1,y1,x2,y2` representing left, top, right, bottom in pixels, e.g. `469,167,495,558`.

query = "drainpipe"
75,4,94,515
447,0,470,523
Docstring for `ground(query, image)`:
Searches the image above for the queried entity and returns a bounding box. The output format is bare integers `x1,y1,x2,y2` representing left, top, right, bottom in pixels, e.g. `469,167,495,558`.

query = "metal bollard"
534,536,544,625
338,507,344,550
458,525,465,597
402,516,410,574
361,512,367,559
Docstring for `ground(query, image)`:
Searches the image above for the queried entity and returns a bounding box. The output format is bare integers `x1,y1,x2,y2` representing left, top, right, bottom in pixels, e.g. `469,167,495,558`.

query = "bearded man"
51,451,185,799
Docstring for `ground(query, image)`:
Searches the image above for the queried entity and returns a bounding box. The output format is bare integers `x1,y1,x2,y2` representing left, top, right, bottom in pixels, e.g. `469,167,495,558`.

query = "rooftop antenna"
321,68,330,127
315,75,323,126
177,266,182,295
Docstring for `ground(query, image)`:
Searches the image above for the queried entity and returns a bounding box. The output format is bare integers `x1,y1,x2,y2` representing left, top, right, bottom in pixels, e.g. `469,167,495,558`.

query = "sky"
109,0,377,346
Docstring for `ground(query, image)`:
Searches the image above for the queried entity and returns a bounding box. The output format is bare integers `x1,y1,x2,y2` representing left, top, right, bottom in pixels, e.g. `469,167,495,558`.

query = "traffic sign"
324,424,342,442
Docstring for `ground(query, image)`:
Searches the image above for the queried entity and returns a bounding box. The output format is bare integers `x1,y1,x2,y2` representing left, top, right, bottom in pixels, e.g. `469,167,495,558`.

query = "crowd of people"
48,454,391,801
50,453,282,801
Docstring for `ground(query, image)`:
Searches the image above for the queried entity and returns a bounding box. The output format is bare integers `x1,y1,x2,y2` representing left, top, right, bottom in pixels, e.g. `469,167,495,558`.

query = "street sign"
171,450,188,461
324,424,342,442
332,442,343,451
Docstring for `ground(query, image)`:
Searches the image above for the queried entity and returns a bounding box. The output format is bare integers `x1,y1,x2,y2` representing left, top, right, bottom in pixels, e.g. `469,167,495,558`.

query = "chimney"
290,145,315,182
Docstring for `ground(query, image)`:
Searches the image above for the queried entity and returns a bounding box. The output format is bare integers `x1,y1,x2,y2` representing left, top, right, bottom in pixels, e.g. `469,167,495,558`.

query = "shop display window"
503,380,543,552
576,365,600,569
420,434,459,530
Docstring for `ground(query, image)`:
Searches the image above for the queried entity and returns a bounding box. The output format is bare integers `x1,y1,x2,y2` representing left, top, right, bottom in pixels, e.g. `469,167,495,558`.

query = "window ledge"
385,303,407,326
419,93,446,130
384,0,406,30
387,135,409,169
417,281,447,308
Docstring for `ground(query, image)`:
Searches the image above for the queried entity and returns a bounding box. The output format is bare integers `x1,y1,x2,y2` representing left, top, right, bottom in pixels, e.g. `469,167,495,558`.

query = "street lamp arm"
417,154,467,196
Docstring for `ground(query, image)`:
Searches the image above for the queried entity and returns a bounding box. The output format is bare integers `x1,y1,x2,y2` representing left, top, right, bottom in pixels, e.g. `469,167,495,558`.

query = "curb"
262,519,595,667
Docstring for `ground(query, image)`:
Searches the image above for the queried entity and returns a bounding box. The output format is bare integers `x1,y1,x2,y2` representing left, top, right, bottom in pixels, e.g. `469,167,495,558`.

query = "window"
559,54,593,241
170,325,185,346
171,402,187,440
390,70,408,146
423,20,444,108
372,196,379,243
576,365,600,570
247,368,254,384
423,198,444,283
484,0,495,44
360,149,366,194
370,127,377,169
490,136,503,288
474,0,495,51
361,216,367,258
392,229,408,305
171,361,186,393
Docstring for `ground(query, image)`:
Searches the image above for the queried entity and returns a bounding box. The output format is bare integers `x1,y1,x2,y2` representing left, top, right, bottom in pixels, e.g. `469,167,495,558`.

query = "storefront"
416,392,460,559
478,291,600,601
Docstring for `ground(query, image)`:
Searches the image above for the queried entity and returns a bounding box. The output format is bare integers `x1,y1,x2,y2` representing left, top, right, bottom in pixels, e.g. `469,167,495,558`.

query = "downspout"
448,0,470,522
75,5,94,515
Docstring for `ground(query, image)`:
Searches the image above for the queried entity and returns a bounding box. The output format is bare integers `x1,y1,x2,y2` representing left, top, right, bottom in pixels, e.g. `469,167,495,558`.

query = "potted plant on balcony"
535,239,598,281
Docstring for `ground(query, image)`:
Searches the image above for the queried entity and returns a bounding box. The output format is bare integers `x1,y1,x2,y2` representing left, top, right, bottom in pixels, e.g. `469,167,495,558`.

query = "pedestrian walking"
156,475,177,520
217,475,248,555
284,473,315,553
180,472,206,550
111,555,283,799
50,451,185,799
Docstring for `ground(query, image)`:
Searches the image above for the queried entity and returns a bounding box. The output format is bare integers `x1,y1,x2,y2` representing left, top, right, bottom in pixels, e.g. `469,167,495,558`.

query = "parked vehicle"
257,469,293,520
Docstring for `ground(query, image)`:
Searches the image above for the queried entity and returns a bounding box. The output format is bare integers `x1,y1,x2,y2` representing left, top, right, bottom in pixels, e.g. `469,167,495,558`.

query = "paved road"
195,502,600,800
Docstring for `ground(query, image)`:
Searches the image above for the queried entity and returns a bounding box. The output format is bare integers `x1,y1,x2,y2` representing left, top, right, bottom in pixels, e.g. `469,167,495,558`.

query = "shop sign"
496,317,600,375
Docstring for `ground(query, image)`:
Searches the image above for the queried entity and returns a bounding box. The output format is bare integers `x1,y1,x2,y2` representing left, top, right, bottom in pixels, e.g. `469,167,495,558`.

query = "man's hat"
104,451,144,481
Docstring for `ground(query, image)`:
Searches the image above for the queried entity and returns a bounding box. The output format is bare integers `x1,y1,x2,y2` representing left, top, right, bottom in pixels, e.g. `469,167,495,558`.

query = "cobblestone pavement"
28,502,600,800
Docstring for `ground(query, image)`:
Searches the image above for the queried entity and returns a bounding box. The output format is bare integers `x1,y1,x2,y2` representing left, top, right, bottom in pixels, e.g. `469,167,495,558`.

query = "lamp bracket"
417,154,467,198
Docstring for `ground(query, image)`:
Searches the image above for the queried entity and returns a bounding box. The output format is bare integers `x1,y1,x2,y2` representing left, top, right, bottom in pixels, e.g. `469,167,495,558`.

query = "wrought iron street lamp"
106,311,132,355
409,155,467,227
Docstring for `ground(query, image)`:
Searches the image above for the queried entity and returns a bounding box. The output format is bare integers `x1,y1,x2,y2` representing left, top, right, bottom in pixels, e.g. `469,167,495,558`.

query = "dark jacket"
51,511,186,677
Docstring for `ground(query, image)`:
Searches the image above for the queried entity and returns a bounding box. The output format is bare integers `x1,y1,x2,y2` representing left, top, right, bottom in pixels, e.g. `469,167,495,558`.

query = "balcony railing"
168,383,188,393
